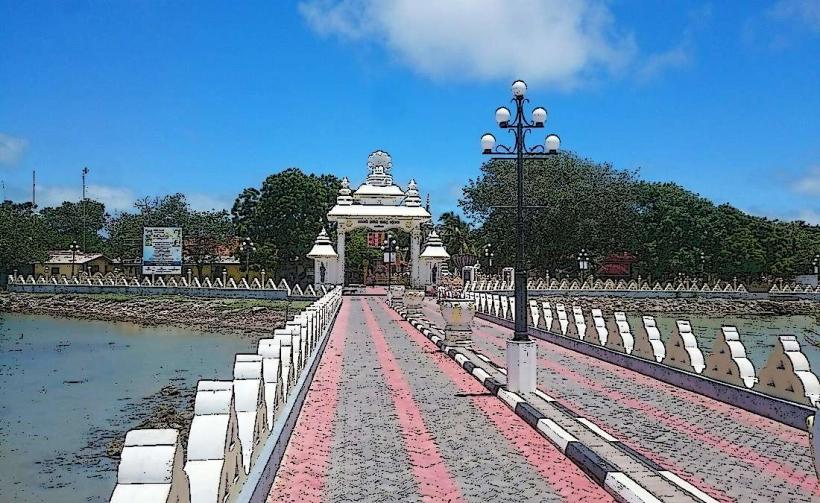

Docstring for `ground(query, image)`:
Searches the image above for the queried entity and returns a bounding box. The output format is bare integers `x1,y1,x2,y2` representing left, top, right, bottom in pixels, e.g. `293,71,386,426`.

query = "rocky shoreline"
0,292,307,336
532,295,820,318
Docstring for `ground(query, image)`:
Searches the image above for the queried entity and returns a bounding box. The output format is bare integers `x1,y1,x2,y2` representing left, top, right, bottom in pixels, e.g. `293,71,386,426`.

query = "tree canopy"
231,168,340,280
460,153,820,281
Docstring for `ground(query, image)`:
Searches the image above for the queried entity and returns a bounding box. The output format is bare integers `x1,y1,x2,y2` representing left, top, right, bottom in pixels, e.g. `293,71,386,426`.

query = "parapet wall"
8,274,328,301
108,286,343,503
467,290,819,430
466,277,820,301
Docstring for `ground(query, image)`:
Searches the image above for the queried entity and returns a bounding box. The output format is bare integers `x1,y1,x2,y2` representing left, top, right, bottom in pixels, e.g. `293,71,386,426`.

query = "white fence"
109,286,342,503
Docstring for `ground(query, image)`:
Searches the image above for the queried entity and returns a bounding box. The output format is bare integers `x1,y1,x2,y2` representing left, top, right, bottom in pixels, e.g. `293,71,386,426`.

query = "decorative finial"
337,177,353,205
404,178,421,207
365,150,393,187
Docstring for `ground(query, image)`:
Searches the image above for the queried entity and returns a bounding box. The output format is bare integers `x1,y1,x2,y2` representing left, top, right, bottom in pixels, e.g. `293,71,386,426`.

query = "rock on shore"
0,293,304,335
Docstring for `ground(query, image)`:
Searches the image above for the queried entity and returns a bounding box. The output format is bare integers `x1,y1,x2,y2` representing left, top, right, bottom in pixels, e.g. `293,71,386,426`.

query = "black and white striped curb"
394,306,715,503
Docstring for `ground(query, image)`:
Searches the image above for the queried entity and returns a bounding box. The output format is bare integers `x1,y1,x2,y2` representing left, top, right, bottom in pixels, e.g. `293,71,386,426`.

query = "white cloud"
769,0,820,32
0,133,29,166
299,0,638,88
791,166,820,196
36,183,232,213
38,184,136,212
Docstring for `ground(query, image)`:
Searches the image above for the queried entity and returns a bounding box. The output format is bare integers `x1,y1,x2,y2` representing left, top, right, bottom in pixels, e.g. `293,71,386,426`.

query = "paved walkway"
269,296,611,502
420,300,820,502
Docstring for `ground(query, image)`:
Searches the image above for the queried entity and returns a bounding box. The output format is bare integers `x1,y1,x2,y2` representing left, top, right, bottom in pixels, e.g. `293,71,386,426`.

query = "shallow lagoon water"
625,313,820,373
0,313,253,503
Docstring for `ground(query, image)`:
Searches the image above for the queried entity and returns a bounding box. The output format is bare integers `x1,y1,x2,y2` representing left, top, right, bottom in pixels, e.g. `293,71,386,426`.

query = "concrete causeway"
269,296,612,502
419,300,820,502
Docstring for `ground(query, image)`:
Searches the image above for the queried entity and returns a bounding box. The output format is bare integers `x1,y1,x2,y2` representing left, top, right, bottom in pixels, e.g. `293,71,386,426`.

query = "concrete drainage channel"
390,302,717,503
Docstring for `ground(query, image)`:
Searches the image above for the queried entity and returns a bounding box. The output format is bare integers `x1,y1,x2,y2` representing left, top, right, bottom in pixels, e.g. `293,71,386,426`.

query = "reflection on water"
625,313,820,372
0,313,253,503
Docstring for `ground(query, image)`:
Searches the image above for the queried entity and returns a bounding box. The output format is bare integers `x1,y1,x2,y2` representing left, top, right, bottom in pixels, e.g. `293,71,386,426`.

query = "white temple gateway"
307,150,449,287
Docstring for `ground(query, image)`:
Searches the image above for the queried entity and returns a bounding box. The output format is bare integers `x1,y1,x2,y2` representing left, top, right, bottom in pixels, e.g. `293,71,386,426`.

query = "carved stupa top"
365,150,393,187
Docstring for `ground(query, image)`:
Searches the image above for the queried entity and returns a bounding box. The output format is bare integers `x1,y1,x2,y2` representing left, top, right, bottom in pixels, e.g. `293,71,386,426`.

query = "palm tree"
437,212,474,255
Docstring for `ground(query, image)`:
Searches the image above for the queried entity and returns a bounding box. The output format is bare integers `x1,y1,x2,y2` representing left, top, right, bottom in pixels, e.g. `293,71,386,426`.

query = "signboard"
356,217,401,230
142,227,182,275
383,251,396,264
368,231,387,248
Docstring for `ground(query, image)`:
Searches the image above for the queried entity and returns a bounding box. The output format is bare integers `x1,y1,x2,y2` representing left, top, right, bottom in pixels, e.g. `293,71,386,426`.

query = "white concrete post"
410,228,421,288
507,340,537,393
336,231,346,285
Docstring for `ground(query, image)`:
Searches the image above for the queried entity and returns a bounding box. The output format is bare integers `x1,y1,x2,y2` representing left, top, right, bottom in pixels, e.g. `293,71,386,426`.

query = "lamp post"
481,80,560,393
381,234,397,291
240,237,256,282
814,254,819,283
577,249,590,283
69,240,80,278
484,243,495,275
700,251,706,284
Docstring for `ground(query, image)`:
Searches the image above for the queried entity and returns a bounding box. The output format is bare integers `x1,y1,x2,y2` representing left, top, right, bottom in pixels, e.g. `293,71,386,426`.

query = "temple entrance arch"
307,150,449,288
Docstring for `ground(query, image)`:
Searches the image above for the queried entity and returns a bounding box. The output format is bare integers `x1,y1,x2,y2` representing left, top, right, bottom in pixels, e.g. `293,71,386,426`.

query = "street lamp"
577,249,590,282
484,243,495,275
239,237,256,281
482,80,560,341
381,234,398,291
69,240,81,278
813,254,819,280
700,251,706,283
481,80,561,393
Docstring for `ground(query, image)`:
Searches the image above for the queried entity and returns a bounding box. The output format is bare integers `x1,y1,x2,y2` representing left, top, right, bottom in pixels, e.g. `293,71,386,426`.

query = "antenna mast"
82,167,89,251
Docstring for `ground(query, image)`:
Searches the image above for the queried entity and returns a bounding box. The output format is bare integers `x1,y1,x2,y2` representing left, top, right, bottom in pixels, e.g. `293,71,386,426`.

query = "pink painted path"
374,300,611,502
270,297,610,502
268,299,351,502
419,301,819,502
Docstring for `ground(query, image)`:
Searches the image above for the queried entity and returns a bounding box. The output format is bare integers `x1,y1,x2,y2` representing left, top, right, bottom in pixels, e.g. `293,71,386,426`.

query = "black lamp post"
484,243,495,275
69,240,80,277
381,234,397,291
240,237,256,281
577,249,590,282
700,251,706,283
482,80,560,341
813,254,819,280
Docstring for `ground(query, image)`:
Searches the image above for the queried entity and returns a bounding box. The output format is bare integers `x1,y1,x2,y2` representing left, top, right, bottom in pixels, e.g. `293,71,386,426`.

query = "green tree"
437,211,475,255
0,202,49,275
461,153,639,275
231,168,340,281
107,194,234,277
40,199,108,252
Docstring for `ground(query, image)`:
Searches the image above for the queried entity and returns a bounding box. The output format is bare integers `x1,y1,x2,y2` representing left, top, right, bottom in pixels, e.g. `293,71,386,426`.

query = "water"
0,314,254,503
625,313,820,373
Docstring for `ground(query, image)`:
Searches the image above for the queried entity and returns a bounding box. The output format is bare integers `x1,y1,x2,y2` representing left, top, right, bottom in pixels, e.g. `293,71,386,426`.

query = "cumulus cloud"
299,0,639,88
37,183,232,213
791,166,820,196
0,133,29,166
39,184,137,212
769,0,820,32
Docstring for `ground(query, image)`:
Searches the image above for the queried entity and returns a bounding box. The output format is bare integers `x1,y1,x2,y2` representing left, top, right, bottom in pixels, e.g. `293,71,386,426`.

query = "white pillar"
337,231,346,285
507,339,537,393
410,228,421,288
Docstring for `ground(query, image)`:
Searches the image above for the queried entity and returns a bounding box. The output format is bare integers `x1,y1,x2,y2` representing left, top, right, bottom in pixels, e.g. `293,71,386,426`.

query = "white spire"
307,228,338,259
337,177,353,205
404,179,421,207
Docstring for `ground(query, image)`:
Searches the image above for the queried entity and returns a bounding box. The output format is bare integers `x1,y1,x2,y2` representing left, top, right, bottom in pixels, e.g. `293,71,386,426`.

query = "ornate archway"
307,150,447,288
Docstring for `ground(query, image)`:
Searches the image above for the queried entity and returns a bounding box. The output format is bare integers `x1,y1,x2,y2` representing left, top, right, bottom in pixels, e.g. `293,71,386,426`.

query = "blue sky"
1,1,819,223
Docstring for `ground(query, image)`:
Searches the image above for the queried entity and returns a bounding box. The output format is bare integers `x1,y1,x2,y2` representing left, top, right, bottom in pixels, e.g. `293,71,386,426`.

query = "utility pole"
82,167,89,251
32,170,36,208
